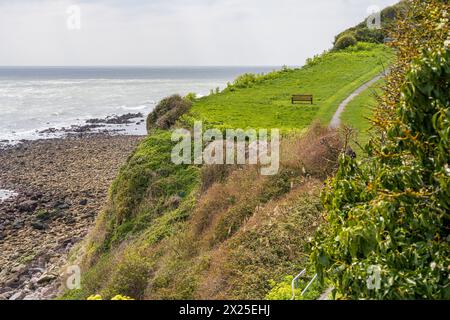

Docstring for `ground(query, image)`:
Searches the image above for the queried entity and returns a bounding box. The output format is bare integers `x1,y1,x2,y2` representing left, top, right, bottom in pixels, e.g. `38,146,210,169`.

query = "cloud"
0,0,400,66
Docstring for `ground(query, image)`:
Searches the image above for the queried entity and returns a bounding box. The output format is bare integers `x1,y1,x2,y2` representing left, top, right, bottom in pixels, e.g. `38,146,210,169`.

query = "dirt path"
329,73,384,129
315,72,387,301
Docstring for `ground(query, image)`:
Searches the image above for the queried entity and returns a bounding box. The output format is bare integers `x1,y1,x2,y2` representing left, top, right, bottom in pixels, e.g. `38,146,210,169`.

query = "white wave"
120,105,149,111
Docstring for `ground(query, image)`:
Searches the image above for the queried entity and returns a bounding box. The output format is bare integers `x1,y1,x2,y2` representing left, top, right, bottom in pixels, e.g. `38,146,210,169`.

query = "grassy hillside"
62,43,394,300
333,0,408,48
189,43,392,132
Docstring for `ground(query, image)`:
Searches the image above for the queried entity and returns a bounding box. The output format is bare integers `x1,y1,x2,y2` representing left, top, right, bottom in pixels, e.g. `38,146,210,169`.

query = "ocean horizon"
0,66,279,143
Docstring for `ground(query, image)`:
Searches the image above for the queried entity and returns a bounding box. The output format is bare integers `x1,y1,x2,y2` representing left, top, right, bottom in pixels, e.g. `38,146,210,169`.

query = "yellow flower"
111,295,134,300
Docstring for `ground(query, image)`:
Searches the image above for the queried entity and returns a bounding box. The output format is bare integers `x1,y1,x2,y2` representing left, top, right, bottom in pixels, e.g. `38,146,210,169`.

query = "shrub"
200,164,235,192
104,248,152,299
281,122,343,179
334,34,357,51
311,0,450,300
146,94,192,131
230,73,259,89
184,92,197,102
333,1,408,46
266,275,323,300
305,54,323,67
225,67,293,91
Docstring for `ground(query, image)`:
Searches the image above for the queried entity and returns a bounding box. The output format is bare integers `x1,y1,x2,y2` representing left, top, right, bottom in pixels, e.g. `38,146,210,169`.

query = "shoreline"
0,132,144,300
0,112,147,148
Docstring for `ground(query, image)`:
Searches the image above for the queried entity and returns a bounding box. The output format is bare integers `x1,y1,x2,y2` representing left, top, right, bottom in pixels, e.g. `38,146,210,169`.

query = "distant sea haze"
0,66,278,143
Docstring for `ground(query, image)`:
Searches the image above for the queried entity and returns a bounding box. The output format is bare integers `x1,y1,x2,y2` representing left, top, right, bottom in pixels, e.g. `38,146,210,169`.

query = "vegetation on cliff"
61,41,393,300
311,0,450,299
333,0,408,49
188,43,392,132
61,1,450,300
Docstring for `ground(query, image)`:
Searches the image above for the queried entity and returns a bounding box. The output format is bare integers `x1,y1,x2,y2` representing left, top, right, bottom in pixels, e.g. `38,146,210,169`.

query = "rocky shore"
0,133,143,300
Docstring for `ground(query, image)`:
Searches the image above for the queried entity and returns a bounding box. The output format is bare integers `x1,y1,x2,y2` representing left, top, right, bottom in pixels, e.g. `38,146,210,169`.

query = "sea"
0,66,277,144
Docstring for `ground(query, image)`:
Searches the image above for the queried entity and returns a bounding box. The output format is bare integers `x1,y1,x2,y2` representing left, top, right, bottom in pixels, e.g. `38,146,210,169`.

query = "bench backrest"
292,94,313,101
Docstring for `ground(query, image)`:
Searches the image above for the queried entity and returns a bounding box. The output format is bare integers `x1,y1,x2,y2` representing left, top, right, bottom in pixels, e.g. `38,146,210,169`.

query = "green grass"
66,42,395,300
100,129,200,249
340,79,384,147
188,43,393,132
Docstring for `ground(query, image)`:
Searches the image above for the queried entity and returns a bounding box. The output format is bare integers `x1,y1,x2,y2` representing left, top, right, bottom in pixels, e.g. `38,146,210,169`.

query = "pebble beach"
0,133,143,300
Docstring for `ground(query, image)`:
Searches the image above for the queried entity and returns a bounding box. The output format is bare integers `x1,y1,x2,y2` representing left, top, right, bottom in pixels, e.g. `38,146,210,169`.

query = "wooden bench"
292,94,313,104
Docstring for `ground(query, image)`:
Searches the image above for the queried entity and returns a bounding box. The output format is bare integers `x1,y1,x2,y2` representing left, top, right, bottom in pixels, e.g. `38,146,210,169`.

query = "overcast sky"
0,0,399,66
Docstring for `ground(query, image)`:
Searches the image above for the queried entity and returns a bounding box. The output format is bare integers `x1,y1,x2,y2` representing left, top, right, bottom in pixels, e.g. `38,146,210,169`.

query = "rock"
53,200,70,210
0,286,12,294
9,291,26,300
12,219,24,229
0,293,11,300
0,134,142,300
17,200,38,212
64,216,76,225
36,273,57,285
11,264,27,274
4,276,20,288
86,113,143,125
23,293,40,300
31,221,46,230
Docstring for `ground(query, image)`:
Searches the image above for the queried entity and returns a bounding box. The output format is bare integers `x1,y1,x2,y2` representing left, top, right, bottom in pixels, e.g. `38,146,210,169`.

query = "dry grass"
197,179,323,299
73,123,343,300
200,164,236,192
193,167,267,243
281,121,343,179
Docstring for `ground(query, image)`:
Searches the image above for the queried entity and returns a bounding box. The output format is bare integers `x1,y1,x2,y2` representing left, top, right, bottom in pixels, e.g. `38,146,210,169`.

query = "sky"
0,0,399,66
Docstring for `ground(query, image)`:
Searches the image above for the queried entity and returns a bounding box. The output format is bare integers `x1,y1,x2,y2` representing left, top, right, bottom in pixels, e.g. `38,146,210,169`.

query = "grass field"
340,78,384,146
189,43,393,132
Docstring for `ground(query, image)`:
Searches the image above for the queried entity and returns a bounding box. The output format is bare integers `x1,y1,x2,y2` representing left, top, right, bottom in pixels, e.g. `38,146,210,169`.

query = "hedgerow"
311,0,450,300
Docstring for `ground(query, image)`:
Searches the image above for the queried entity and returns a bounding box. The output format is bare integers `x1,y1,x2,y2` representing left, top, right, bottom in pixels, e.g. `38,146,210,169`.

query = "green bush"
184,92,197,102
225,67,293,91
146,95,192,131
334,34,357,51
266,275,323,300
333,1,408,46
311,47,450,300
104,249,152,299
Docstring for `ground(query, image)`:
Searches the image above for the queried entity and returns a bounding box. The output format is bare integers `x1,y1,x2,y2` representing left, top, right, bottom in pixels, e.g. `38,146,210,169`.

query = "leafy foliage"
66,5,396,301
266,275,324,300
311,0,450,300
334,34,357,51
226,67,294,91
334,0,408,49
146,94,192,131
